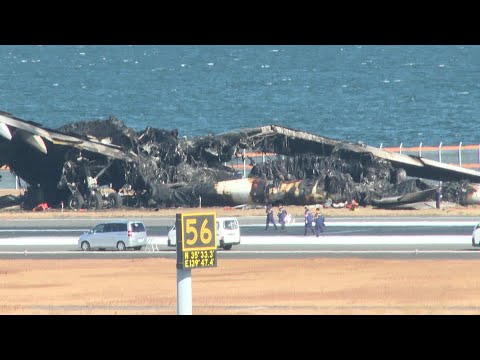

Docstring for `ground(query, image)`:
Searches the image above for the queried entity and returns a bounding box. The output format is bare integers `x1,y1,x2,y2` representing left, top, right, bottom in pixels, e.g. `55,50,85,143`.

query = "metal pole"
459,142,462,166
199,196,202,208
439,142,442,163
243,149,246,178
176,213,192,315
177,268,192,315
379,143,383,149
15,175,18,190
419,142,422,157
399,143,403,154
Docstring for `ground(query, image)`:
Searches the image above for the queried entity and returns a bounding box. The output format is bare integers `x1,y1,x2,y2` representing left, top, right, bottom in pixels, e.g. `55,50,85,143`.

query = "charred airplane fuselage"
2,112,480,209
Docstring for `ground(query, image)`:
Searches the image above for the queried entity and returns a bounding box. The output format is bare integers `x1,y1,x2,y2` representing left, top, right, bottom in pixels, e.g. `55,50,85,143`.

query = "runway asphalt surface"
0,216,478,259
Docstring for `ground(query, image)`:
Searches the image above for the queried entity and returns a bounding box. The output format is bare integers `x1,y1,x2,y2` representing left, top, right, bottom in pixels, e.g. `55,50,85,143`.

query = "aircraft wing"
0,112,132,161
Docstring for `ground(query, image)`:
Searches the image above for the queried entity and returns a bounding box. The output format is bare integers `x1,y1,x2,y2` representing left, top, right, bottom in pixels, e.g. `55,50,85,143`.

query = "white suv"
167,217,240,250
79,220,148,251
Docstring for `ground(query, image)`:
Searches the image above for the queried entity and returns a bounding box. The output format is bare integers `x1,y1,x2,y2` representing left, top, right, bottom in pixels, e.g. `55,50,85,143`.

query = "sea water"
1,45,479,188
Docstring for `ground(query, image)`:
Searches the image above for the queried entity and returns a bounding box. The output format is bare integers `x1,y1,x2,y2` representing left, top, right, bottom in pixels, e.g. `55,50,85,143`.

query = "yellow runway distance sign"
176,212,217,269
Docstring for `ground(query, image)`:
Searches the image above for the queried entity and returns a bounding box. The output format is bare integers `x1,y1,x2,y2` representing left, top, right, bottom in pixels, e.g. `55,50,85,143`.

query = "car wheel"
81,241,91,251
223,244,232,250
117,241,126,251
134,246,142,251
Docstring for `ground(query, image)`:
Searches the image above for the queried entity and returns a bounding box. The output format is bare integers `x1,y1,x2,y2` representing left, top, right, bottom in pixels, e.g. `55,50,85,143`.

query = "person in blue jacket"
265,204,277,231
314,208,326,237
304,205,309,217
304,210,315,236
436,184,442,209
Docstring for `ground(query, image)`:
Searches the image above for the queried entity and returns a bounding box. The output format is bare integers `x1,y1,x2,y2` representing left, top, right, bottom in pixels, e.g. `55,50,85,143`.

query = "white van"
167,217,240,250
78,220,148,251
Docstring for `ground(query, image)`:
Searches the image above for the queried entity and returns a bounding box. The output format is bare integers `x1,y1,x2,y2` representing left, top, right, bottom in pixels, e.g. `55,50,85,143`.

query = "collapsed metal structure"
1,110,480,210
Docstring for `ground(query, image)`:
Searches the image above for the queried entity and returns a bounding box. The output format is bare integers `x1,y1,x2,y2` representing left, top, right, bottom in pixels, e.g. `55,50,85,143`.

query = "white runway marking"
240,235,471,245
0,235,472,245
0,250,478,255
255,221,477,227
0,229,86,232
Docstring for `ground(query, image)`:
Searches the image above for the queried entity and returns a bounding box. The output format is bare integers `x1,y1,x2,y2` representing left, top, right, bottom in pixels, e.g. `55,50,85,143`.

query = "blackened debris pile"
249,150,432,205
55,117,247,208
2,114,480,209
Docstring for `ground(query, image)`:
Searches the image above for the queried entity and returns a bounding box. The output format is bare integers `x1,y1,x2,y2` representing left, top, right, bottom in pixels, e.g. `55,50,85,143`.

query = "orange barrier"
241,152,276,157
229,143,480,173
459,164,480,169
230,164,253,170
384,144,480,152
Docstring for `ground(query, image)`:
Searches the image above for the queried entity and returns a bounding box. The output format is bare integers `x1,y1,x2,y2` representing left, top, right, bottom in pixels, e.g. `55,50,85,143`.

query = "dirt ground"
2,188,480,315
0,258,480,315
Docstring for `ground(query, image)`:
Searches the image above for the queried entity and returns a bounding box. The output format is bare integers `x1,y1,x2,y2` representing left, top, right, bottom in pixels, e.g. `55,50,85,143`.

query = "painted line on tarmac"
0,237,88,245
0,251,174,254
254,221,477,227
229,250,480,254
0,250,478,255
0,235,472,246
0,229,86,232
239,235,471,245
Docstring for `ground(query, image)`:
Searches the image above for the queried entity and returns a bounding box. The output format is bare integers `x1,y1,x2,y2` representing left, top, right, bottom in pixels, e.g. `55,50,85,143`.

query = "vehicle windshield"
131,222,145,232
92,224,105,233
223,220,238,230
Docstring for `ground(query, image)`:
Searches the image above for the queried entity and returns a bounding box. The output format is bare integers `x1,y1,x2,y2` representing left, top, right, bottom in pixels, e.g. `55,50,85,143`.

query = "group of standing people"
264,204,326,237
265,204,288,230
304,206,326,237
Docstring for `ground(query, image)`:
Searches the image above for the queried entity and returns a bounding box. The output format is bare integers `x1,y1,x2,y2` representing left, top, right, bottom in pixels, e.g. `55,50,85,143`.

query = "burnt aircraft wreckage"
1,110,480,210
